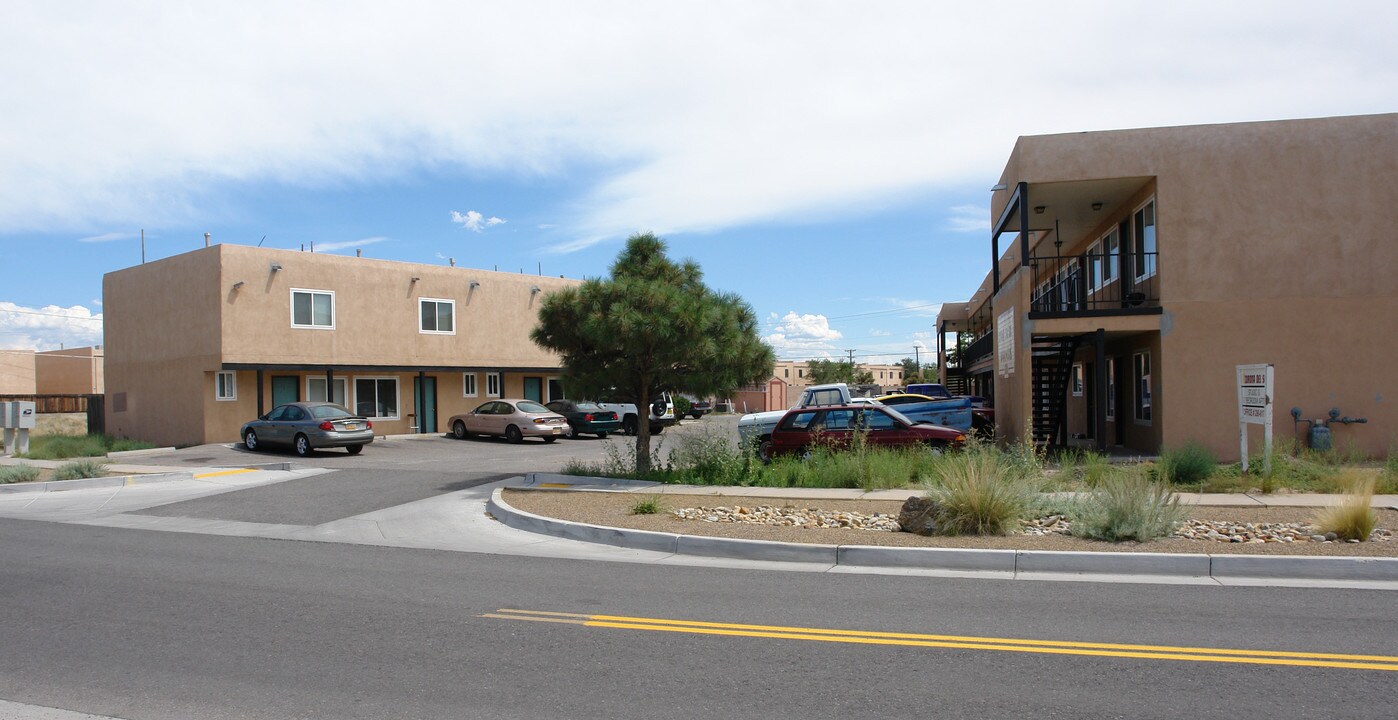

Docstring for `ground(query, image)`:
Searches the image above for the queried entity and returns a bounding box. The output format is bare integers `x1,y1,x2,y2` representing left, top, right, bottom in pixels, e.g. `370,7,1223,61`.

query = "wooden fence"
0,394,105,434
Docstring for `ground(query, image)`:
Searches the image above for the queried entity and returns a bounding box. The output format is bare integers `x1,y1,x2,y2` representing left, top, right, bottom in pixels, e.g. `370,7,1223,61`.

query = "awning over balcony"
991,176,1152,293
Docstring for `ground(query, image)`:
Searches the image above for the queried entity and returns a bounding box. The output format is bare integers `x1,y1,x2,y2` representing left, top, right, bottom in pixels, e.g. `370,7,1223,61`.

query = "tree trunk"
633,378,652,476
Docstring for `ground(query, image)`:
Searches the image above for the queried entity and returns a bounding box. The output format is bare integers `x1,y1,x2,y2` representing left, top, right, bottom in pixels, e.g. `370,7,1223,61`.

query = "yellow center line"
485,609,1398,672
192,468,258,479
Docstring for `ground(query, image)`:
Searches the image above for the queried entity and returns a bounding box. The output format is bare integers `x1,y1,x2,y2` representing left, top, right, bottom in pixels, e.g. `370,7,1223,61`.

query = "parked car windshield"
516,401,550,413
574,402,602,411
310,404,354,419
878,405,914,425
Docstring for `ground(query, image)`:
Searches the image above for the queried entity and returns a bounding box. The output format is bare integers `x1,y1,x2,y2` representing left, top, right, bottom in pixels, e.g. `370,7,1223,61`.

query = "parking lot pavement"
122,414,742,476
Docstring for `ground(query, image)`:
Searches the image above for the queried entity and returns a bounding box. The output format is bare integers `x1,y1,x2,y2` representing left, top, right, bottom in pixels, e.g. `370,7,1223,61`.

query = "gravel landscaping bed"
500,489,1398,557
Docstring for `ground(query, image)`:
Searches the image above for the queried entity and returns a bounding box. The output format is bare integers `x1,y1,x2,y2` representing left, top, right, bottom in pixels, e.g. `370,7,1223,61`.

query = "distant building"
35,345,104,394
103,244,579,447
0,349,37,394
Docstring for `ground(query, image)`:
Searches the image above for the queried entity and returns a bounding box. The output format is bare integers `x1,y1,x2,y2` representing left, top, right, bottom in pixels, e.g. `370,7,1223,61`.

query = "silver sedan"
448,399,569,443
241,402,375,457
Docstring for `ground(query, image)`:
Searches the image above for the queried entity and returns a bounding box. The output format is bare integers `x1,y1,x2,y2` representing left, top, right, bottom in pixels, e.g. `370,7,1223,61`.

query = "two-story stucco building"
103,244,579,447
938,113,1398,461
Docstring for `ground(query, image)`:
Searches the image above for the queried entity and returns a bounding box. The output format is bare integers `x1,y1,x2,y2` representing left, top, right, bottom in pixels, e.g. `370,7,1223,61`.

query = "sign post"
1236,364,1274,475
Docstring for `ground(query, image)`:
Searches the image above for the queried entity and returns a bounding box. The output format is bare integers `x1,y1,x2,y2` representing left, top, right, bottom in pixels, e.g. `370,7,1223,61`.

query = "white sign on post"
1236,364,1274,475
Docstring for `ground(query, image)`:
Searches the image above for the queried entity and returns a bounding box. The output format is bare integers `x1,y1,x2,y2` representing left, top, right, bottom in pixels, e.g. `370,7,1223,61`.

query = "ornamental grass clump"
921,444,1042,536
0,464,42,484
1313,470,1378,542
1072,468,1187,542
1158,441,1217,487
53,459,108,481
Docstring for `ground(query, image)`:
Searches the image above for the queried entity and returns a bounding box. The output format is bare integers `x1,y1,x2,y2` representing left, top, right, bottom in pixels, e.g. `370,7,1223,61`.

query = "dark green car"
545,400,622,438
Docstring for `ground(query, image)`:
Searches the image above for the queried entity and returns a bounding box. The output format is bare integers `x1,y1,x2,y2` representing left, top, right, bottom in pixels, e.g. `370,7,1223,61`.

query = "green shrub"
664,425,750,485
1072,469,1187,542
1313,470,1378,542
673,396,692,419
1058,449,1115,488
922,444,1041,536
109,438,156,453
53,459,109,481
1158,442,1217,486
0,464,42,484
629,496,665,515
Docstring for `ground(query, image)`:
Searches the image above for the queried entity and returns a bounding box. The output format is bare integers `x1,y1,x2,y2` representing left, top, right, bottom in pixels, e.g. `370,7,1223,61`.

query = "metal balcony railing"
1029,250,1159,315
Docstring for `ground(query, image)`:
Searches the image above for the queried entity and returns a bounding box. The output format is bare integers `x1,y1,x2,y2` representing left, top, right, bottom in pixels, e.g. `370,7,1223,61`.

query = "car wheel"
244,429,259,451
596,431,609,439
757,438,773,464
294,434,312,457
925,440,947,456
346,444,363,455
622,416,637,436
506,425,523,444
692,411,703,420
566,424,579,439
543,436,557,444
452,420,469,440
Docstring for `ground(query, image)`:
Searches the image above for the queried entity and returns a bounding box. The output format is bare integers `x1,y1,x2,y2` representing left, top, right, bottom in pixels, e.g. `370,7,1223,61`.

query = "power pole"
913,345,921,374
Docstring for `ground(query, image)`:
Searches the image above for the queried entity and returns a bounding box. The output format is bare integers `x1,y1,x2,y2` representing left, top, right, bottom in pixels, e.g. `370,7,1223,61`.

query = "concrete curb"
106,447,178,460
487,488,1398,582
0,470,195,494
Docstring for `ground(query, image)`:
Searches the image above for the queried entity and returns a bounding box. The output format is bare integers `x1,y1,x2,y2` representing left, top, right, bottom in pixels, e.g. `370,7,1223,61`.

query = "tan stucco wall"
35,346,103,394
103,249,223,446
0,350,36,394
216,245,574,369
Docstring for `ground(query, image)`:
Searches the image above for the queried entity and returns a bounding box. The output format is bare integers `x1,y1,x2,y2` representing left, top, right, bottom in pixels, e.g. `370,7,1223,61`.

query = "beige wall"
0,350,36,394
981,113,1398,459
105,244,579,446
35,346,103,394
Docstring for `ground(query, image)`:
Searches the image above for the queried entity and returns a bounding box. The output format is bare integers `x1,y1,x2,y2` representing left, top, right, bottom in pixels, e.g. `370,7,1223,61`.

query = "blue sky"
3,2,1396,364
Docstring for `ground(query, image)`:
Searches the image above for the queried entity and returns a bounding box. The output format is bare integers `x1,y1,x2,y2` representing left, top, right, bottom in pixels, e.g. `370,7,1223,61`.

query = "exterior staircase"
1030,336,1080,446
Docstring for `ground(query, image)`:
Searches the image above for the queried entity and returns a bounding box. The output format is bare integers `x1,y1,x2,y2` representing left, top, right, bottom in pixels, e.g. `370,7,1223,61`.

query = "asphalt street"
2,421,1396,718
3,514,1396,718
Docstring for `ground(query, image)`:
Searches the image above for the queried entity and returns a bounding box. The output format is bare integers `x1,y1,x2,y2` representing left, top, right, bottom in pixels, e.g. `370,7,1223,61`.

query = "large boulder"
897,496,942,536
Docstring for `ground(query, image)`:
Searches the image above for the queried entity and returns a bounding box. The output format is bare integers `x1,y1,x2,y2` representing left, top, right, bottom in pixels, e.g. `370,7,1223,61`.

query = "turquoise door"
523,377,543,402
413,376,438,433
271,376,299,408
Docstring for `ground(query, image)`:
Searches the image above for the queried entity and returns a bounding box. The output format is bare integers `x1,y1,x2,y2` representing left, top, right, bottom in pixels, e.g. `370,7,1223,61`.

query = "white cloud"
763,311,843,357
874,298,943,318
0,302,103,351
946,205,988,233
450,210,507,232
312,236,389,253
77,232,136,243
1,3,1395,240
868,329,891,337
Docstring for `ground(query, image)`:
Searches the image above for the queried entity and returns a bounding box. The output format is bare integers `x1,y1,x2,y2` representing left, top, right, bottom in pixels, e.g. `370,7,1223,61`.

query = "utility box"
0,401,36,455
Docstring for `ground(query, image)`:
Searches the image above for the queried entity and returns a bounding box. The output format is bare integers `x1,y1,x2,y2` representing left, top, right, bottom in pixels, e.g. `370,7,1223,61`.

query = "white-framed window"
291,289,335,329
1102,229,1120,286
307,377,347,406
353,377,400,419
1132,200,1157,282
419,297,455,334
486,373,501,397
1106,358,1116,422
1133,351,1152,424
1071,364,1084,397
215,371,237,401
463,372,478,397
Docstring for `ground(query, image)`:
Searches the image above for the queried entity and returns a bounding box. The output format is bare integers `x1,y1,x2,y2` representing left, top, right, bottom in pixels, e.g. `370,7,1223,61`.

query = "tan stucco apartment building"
104,244,578,446
937,113,1397,461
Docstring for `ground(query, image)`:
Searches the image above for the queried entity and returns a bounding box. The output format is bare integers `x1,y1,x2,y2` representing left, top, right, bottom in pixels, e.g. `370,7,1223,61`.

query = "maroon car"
767,404,965,458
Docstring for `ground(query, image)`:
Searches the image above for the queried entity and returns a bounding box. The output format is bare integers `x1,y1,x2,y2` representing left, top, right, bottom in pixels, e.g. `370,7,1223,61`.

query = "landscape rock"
896,496,942,536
